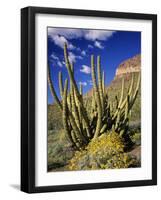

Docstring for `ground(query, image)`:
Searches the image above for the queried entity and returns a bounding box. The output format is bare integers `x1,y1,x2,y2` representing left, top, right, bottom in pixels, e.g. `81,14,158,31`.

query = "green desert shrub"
48,130,75,171
68,131,139,171
130,132,141,145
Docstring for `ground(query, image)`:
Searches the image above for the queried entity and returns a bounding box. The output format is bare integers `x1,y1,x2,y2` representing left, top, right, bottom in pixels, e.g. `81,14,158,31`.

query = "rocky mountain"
115,54,141,79
86,54,141,97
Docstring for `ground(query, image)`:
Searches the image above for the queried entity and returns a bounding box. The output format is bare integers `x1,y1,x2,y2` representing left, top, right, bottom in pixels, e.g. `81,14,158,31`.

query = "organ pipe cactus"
91,55,102,138
48,42,141,150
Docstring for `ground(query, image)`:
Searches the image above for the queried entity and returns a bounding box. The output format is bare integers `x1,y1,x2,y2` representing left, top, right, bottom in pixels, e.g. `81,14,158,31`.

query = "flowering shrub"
68,132,138,170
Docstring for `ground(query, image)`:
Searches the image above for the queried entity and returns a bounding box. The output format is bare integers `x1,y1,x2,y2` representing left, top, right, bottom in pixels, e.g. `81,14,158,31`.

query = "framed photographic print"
21,6,157,193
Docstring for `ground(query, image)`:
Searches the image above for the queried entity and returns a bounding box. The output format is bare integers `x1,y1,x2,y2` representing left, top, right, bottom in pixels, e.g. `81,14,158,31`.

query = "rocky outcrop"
85,54,141,98
115,54,141,78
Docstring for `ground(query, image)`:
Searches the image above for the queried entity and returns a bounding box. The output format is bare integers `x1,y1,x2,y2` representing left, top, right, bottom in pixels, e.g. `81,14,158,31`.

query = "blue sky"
48,27,141,104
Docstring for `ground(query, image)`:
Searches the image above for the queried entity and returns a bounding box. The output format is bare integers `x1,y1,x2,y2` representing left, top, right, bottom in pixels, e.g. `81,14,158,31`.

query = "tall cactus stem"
80,84,83,95
102,71,105,94
97,55,104,112
91,55,102,138
118,78,124,108
64,43,80,98
48,64,62,110
64,43,91,138
62,79,77,148
130,72,141,108
125,95,130,120
59,71,64,99
128,73,134,96
112,78,124,120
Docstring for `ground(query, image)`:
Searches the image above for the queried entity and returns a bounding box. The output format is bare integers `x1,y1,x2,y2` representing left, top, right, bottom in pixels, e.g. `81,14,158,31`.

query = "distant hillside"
86,54,141,96
115,54,141,78
106,54,141,125
108,54,141,94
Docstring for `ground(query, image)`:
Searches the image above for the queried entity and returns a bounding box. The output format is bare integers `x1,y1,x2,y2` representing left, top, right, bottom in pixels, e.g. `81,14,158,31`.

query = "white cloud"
80,65,91,74
48,28,82,50
50,35,67,49
68,52,83,63
57,61,63,67
76,47,81,51
48,28,115,41
49,34,75,50
50,54,59,60
68,52,76,63
85,30,115,41
50,50,82,67
68,51,82,63
77,55,83,60
81,50,86,56
88,44,93,49
48,28,116,48
94,41,104,49
50,53,64,67
68,43,75,50
48,28,83,39
79,81,87,86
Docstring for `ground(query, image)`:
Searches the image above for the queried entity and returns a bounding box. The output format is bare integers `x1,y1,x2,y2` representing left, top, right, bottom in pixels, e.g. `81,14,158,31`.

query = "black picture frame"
21,6,157,193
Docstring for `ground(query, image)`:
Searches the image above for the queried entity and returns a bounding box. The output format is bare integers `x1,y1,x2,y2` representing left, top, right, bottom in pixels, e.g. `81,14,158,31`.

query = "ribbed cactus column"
97,55,104,113
130,73,140,108
47,64,62,110
64,43,91,139
112,78,125,120
64,43,81,98
102,71,105,94
59,71,64,99
62,79,77,148
91,55,102,139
